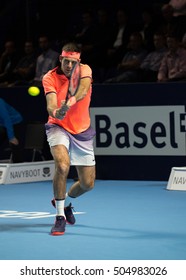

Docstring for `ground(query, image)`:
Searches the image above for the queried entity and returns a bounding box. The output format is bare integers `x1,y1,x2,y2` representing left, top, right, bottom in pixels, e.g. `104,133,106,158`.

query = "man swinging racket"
42,42,96,236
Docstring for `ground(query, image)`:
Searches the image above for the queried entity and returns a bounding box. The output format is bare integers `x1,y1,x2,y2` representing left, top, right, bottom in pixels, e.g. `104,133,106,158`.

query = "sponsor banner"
0,160,55,184
0,167,8,184
90,106,186,156
167,167,186,191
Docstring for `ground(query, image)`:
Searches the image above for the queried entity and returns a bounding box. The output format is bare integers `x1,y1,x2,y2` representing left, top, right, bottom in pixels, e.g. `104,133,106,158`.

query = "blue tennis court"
0,179,186,261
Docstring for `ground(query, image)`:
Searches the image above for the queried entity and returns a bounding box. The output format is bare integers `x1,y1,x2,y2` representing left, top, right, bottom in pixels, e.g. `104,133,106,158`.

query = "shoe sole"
51,231,65,236
66,220,74,225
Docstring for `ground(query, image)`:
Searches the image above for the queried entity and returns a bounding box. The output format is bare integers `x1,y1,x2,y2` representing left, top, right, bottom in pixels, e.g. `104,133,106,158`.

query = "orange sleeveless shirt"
42,64,92,134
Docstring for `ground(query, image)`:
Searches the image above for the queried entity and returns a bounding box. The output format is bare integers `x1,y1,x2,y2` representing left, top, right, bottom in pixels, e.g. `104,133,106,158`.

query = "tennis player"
42,42,96,236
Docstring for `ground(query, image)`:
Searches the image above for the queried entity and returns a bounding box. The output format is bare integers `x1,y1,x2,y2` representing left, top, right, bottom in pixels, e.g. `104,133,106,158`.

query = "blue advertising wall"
1,82,186,181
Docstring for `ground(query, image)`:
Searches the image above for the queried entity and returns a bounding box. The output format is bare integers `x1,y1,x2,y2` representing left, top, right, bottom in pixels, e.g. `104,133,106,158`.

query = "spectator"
0,98,24,163
91,8,113,82
104,32,147,83
139,7,160,52
138,32,167,82
160,3,175,37
182,32,186,48
0,40,21,86
157,33,186,82
31,35,59,87
169,0,186,38
9,40,37,86
160,3,186,39
169,0,186,17
72,9,98,67
105,8,134,69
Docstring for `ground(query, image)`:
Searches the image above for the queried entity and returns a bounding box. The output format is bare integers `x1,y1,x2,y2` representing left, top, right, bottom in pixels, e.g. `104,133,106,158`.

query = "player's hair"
62,42,81,54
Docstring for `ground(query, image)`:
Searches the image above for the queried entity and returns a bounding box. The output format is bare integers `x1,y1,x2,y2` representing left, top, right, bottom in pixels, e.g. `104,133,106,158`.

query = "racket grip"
60,104,69,115
53,105,69,120
53,98,75,120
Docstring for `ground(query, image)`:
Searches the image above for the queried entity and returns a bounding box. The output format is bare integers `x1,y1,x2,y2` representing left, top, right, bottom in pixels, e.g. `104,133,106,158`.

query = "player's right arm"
46,92,68,120
43,71,67,120
45,92,66,119
46,92,58,117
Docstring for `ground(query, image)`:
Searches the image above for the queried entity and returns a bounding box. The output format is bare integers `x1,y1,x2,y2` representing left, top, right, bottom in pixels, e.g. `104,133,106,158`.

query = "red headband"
61,51,80,60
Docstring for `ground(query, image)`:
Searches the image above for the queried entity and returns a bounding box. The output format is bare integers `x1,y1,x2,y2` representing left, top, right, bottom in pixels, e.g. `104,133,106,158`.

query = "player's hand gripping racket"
57,61,80,119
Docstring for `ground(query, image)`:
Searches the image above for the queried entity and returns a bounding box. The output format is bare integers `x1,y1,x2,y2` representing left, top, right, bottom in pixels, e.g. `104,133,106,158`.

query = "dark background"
0,0,168,52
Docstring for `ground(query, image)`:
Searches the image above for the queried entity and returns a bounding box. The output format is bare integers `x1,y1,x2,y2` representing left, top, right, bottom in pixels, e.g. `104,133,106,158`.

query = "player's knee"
55,162,69,176
81,178,95,192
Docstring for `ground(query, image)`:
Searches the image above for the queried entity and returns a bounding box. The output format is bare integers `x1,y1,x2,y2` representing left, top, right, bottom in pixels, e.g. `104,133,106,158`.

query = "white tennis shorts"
45,124,96,166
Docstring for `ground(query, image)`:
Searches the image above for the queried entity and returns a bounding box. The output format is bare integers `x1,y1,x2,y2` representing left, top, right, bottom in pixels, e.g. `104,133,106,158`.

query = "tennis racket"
67,60,81,99
58,61,80,118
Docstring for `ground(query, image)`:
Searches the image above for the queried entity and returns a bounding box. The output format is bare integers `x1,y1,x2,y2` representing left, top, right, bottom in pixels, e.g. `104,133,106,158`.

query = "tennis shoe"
51,199,76,225
51,216,66,236
51,198,56,208
64,203,76,225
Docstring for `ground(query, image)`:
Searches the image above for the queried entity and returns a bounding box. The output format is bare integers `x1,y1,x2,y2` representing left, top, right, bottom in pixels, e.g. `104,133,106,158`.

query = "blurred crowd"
0,0,186,85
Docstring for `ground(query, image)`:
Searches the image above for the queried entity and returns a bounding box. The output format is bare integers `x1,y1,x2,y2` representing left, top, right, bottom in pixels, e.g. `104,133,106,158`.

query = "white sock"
55,199,65,216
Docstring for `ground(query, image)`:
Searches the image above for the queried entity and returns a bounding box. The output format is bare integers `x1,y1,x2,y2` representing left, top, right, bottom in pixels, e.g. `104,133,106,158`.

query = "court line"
0,210,86,219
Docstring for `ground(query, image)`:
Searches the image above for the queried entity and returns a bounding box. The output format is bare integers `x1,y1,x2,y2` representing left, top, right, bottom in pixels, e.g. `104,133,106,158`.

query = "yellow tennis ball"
28,86,40,96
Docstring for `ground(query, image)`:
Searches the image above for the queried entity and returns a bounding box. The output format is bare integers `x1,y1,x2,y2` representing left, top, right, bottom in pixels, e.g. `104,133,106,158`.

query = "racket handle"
60,104,69,115
53,105,69,120
53,97,76,120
